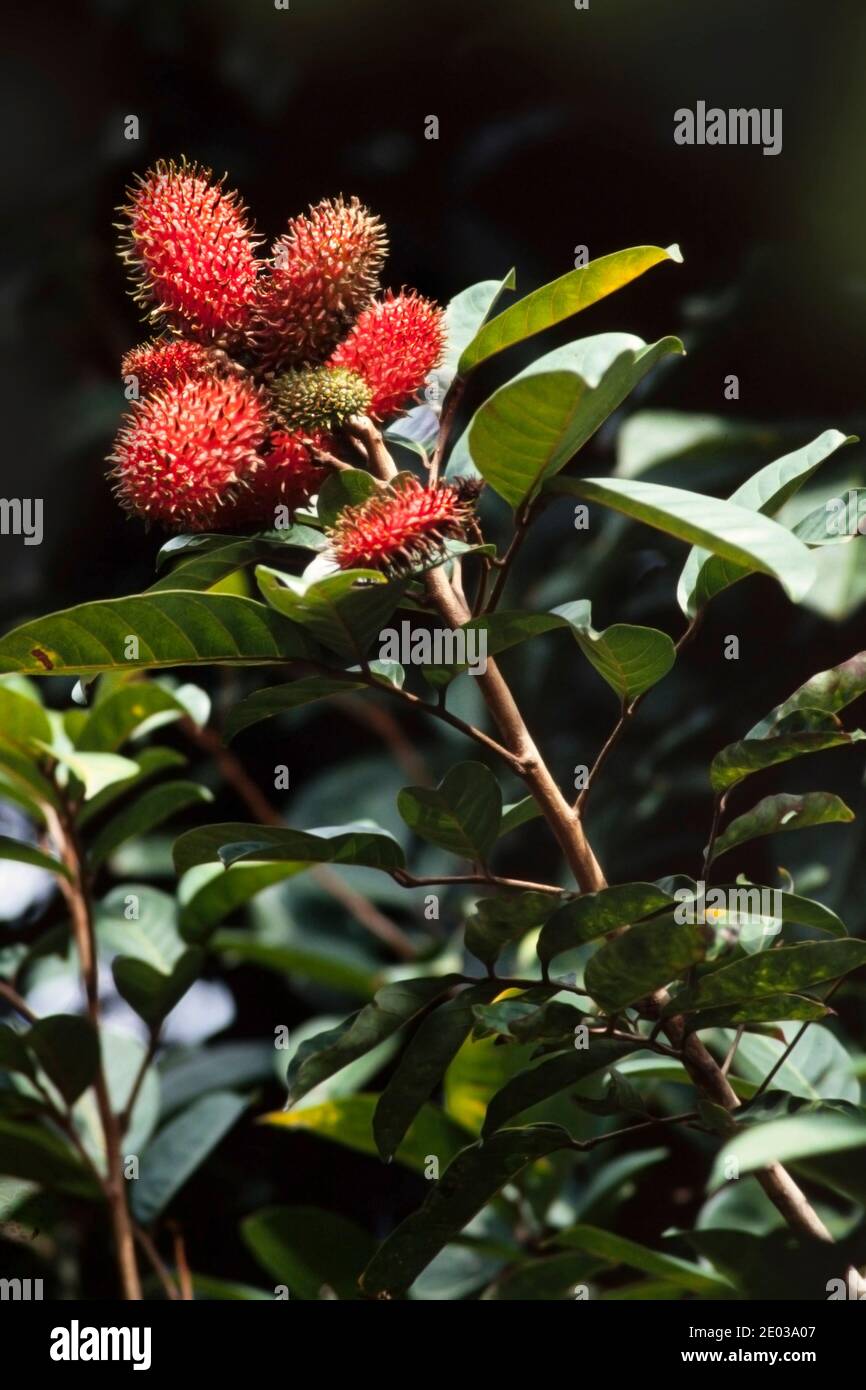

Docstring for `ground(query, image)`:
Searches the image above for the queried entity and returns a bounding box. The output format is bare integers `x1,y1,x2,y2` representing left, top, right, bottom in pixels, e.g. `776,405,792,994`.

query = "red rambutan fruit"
328,290,446,420
249,196,387,369
117,158,261,345
120,338,229,395
326,474,473,575
225,429,329,526
109,374,270,531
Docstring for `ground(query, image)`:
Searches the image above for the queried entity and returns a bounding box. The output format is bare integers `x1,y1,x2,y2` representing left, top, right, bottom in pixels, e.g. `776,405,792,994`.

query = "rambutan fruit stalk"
120,338,232,395
326,473,474,575
273,365,372,433
250,196,387,370
117,158,260,345
109,374,270,531
329,290,446,420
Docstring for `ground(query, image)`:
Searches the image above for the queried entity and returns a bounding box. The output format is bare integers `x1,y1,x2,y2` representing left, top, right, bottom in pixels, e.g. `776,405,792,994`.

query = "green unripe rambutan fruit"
273,365,372,433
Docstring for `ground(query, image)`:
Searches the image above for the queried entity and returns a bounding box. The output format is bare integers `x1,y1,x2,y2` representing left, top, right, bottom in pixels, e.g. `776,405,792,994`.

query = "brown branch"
393,870,566,896
134,1224,179,1301
345,420,845,1264
45,804,142,1301
429,376,466,486
0,979,38,1024
168,1221,194,1301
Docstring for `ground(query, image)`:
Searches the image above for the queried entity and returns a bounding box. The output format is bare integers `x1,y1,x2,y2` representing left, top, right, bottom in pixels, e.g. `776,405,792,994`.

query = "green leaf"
173,819,405,878
458,245,681,374
89,780,213,870
261,1094,469,1176
677,430,855,614
486,1251,604,1301
38,747,139,801
0,1117,98,1198
438,271,516,386
373,983,499,1161
498,796,542,839
666,940,866,1016
481,1039,638,1136
0,1023,36,1079
397,762,502,860
211,930,378,999
684,994,834,1033
76,746,188,829
150,533,325,594
96,883,189,967
315,468,378,528
730,1024,858,1105
537,883,674,971
241,1205,376,1300
28,1016,99,1105
551,601,676,702
747,651,866,738
710,725,865,792
178,861,306,942
709,1102,866,1190
585,915,709,1011
710,792,855,863
0,686,53,747
360,1124,574,1296
549,476,817,612
256,565,403,663
112,949,204,1029
130,1091,247,1223
224,676,364,741
155,526,324,570
158,1041,276,1118
466,892,562,968
75,684,187,751
72,1029,159,1166
285,977,462,1106
551,1224,733,1296
469,334,684,509
0,835,70,881
0,592,316,676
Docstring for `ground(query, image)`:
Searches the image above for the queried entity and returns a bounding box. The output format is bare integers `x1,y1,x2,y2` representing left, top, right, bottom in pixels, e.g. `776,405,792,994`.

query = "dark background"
2,0,866,1296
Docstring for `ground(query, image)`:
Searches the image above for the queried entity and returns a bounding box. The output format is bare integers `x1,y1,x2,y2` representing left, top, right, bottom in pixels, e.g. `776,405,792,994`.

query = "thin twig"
0,979,38,1024
134,1224,179,1301
393,870,566,896
429,377,466,486
168,1221,194,1301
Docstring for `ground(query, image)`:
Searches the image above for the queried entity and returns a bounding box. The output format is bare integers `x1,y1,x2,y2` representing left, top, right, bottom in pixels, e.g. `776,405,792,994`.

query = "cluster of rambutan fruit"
109,158,468,571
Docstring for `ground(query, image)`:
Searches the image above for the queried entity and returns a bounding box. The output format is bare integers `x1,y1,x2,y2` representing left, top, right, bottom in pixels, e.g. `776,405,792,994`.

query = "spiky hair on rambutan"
109,374,270,532
326,474,475,576
329,290,446,420
222,429,329,526
273,365,373,434
249,196,387,370
117,158,261,346
120,338,231,395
